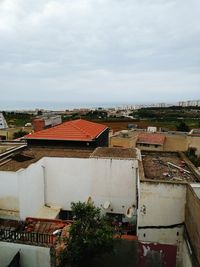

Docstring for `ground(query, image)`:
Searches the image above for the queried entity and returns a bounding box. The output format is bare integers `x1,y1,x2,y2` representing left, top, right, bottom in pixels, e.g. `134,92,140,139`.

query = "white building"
0,145,200,266
0,113,8,129
0,147,139,223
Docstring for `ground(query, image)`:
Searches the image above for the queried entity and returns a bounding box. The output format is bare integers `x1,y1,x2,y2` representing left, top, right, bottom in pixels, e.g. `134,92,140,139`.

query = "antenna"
86,196,93,205
125,206,134,218
103,201,111,210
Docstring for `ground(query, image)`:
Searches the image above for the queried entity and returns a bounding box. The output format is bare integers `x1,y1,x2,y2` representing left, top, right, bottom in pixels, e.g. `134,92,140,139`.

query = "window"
59,210,73,220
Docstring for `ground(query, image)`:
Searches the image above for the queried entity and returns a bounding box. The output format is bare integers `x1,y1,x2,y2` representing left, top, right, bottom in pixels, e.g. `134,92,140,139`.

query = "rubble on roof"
142,152,197,182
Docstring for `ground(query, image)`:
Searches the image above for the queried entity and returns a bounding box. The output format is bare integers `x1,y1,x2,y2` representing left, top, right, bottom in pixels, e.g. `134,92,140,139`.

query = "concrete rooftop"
141,151,198,182
90,147,137,159
0,147,93,171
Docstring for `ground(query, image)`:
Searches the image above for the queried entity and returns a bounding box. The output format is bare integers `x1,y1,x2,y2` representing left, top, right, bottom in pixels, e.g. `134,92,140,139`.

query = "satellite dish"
86,196,93,205
103,201,111,210
125,207,134,218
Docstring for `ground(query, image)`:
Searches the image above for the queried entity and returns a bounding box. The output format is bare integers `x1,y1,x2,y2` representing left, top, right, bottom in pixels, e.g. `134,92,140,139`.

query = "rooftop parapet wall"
185,185,200,266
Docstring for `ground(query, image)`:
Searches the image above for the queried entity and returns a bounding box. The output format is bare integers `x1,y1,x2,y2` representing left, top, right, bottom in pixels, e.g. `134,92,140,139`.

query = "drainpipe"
42,165,47,206
135,166,140,236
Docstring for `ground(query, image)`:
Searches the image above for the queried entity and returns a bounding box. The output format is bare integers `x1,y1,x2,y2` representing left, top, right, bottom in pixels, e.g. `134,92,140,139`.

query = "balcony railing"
0,229,55,246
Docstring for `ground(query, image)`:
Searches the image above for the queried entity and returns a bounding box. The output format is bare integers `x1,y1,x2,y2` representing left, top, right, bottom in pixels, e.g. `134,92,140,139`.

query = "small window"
59,210,73,220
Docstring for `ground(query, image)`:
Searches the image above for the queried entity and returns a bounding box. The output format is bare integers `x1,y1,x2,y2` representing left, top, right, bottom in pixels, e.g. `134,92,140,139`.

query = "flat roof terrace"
142,151,198,182
91,147,137,159
0,147,93,171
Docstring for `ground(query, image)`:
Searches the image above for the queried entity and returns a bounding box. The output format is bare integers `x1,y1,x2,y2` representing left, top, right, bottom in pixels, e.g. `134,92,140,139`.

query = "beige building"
136,132,166,151
110,128,200,155
0,127,32,140
187,129,200,156
163,132,188,152
109,130,139,148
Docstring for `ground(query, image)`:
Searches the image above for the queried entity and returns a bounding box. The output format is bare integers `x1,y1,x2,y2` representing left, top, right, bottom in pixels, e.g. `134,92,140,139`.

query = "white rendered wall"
0,157,138,220
18,159,45,220
44,157,91,209
138,227,184,245
139,182,186,227
182,239,193,267
44,157,137,213
0,242,51,267
90,158,137,214
138,182,187,267
0,171,19,211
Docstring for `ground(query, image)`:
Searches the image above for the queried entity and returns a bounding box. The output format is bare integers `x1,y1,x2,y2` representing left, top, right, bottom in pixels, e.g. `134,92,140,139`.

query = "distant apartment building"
178,100,200,107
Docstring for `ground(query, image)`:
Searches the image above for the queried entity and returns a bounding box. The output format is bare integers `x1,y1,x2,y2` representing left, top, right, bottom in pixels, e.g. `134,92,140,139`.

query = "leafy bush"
13,129,28,139
62,202,114,267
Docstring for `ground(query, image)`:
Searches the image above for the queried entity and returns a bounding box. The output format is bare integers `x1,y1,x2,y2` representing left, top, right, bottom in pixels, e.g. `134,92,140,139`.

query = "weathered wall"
138,181,187,266
182,239,193,267
90,158,137,214
91,239,138,267
44,157,137,214
110,135,138,148
137,143,164,151
139,182,186,227
164,134,188,152
185,185,200,265
0,156,138,220
0,242,51,267
0,171,19,216
188,135,200,156
18,159,45,220
138,227,184,245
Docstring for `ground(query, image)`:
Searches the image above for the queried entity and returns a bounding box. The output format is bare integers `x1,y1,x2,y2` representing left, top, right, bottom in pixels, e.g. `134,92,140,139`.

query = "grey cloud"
0,0,199,108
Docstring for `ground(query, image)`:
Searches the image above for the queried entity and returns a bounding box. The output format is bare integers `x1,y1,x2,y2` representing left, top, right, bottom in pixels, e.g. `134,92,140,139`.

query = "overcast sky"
0,0,200,109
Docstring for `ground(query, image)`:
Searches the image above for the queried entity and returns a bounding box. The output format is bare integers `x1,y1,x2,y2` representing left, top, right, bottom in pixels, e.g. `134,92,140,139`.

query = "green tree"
13,129,28,139
176,122,190,132
63,202,114,267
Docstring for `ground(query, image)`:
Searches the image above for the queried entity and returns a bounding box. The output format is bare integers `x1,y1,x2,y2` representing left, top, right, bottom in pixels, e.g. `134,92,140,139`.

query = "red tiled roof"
25,119,108,141
137,133,165,145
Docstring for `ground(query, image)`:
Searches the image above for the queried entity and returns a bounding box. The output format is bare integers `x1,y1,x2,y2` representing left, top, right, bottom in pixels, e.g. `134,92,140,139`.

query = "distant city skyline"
0,0,200,106
0,99,200,111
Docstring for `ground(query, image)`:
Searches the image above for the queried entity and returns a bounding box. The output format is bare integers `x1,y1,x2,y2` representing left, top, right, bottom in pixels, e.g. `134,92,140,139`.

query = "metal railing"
0,229,55,246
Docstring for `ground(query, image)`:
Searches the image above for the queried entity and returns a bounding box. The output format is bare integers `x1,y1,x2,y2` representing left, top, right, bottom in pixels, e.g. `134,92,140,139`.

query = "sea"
0,100,153,111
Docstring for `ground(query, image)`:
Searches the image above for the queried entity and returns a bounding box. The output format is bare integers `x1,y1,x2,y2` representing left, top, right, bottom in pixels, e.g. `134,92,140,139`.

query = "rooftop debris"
0,218,71,247
142,152,197,182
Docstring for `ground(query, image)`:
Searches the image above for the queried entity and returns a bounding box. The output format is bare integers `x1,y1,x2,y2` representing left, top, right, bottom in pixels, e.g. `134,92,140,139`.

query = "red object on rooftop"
25,119,108,142
137,132,165,145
